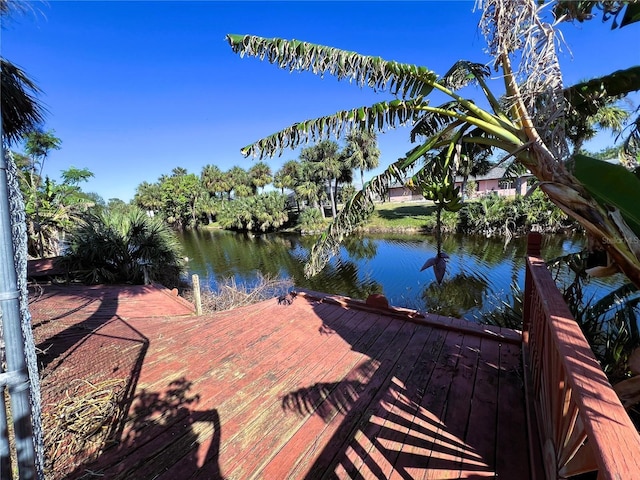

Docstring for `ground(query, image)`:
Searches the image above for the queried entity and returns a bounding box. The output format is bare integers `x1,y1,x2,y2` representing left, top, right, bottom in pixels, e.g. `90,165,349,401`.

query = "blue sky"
3,1,638,202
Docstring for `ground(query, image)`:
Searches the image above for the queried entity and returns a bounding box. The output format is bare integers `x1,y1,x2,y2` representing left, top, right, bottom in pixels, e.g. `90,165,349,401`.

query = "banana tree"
226,0,640,288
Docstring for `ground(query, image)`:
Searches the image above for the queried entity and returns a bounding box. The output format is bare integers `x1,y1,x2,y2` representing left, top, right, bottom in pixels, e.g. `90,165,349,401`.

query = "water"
176,229,620,321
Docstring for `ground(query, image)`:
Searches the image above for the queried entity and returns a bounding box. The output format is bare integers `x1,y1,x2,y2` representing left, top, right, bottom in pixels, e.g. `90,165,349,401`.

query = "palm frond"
565,66,640,117
410,101,462,142
440,60,490,90
1,57,46,144
241,98,428,159
226,34,438,98
621,113,639,165
553,1,640,29
441,60,508,116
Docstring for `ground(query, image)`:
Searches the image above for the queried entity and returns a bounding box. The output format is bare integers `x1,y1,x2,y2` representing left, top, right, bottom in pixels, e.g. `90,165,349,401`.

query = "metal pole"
0,123,37,478
1,355,12,478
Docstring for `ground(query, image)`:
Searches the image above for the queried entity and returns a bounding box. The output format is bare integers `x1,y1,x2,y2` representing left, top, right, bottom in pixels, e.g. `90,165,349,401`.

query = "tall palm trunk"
327,179,336,217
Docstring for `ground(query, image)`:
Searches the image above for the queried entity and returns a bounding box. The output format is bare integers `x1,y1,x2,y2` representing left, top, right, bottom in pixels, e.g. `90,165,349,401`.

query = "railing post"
526,232,542,256
523,232,542,333
192,274,202,316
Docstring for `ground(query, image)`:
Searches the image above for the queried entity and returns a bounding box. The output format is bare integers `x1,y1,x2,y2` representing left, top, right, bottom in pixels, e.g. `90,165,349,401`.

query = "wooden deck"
31,284,531,479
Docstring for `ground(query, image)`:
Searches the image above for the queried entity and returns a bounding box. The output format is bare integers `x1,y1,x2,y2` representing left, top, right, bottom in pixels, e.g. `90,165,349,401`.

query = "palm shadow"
66,377,224,480
33,284,124,372
279,296,525,478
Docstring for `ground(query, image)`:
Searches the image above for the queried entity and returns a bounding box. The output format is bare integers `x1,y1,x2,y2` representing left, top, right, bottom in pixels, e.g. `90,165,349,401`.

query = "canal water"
176,229,619,321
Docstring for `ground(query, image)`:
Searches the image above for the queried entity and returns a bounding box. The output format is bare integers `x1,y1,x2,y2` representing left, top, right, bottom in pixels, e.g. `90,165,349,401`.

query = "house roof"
457,166,508,182
388,165,531,189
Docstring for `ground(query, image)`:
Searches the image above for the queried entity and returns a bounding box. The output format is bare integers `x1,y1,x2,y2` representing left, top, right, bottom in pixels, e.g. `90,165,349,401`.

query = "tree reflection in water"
177,230,588,320
421,273,489,318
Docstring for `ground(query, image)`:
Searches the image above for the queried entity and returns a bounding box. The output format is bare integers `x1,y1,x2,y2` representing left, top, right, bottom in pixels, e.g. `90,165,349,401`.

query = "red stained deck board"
459,336,501,476
201,308,370,467
88,301,327,478
225,309,400,479
386,327,450,480
297,320,423,479
495,341,530,477
433,333,484,479
92,302,379,480
32,284,532,480
256,315,414,479
133,300,283,387
344,325,441,480
421,329,468,479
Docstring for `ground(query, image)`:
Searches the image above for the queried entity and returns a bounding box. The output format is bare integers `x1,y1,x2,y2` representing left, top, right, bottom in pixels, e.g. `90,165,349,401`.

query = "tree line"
131,130,381,231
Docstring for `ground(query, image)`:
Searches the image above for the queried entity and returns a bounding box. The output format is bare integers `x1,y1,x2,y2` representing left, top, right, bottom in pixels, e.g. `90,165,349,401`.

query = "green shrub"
298,207,324,232
217,192,289,232
457,190,573,236
421,210,459,233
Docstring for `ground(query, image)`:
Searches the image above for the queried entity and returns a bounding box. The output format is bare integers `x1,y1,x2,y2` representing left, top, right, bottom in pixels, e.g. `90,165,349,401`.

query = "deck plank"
460,336,500,477
307,322,424,479
356,326,438,480
387,326,449,480
422,330,470,480
93,300,345,479
440,332,485,479
219,307,383,478
495,341,530,477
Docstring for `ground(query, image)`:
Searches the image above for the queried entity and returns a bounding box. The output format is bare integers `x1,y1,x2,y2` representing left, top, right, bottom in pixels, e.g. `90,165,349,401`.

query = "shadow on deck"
32,283,529,479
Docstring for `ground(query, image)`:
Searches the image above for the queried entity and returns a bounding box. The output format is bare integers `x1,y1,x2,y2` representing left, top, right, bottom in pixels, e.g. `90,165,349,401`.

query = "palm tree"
344,128,380,189
295,180,323,216
248,161,273,193
201,164,228,199
171,166,188,177
24,130,62,257
334,151,354,211
134,181,163,214
567,100,630,157
226,1,640,287
274,160,302,210
226,166,250,199
300,140,341,218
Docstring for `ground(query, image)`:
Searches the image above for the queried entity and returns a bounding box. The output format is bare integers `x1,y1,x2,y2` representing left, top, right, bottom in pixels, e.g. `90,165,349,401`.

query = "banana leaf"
574,154,640,237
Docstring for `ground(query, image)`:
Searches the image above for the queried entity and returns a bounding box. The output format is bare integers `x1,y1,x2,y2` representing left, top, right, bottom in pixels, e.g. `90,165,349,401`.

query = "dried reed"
184,273,293,313
44,378,125,473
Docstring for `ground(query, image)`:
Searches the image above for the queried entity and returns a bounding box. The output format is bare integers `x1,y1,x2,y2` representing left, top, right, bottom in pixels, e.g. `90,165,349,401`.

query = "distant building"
456,166,531,198
387,182,425,203
386,166,532,203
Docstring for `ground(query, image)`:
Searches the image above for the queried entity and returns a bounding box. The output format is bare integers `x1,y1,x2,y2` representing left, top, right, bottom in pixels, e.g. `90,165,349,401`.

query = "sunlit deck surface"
31,284,530,479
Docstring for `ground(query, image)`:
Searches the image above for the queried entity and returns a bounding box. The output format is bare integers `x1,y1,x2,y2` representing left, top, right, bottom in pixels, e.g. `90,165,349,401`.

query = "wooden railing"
523,233,640,479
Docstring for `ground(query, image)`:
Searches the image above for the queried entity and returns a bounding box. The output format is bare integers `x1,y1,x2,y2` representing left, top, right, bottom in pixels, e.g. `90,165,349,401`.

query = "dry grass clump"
43,378,125,474
184,273,294,313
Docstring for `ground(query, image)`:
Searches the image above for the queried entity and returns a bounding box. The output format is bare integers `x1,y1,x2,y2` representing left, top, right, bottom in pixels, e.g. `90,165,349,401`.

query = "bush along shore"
295,190,575,237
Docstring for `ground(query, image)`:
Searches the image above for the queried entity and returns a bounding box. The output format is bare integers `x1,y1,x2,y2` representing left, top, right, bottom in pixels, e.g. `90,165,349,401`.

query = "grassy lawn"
364,201,438,230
